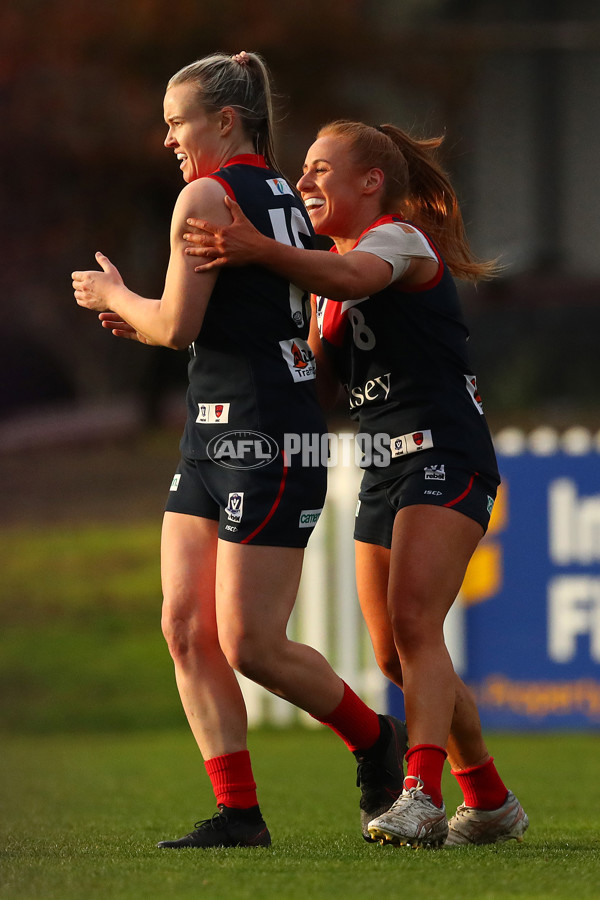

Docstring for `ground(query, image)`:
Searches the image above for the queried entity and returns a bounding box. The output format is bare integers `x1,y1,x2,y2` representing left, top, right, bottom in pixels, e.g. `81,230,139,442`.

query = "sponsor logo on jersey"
207,430,279,469
196,402,230,424
266,177,295,196
424,464,446,481
424,489,443,496
390,429,434,458
465,374,485,414
169,474,181,491
279,338,317,382
347,373,391,409
225,492,244,523
298,508,323,528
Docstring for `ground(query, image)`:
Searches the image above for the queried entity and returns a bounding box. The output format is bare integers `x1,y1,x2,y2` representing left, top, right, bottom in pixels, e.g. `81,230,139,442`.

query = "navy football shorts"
354,461,498,549
164,452,327,547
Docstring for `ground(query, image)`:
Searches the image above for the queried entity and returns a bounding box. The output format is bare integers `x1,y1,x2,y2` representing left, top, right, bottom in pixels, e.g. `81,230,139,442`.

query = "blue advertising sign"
463,452,600,729
387,448,600,730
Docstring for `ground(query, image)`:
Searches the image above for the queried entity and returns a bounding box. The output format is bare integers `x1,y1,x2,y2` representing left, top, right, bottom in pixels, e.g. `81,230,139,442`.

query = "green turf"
2,522,600,898
0,523,180,733
2,728,600,900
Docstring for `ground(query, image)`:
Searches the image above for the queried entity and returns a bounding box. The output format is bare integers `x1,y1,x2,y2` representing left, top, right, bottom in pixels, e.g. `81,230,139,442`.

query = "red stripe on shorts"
241,453,289,544
443,473,475,509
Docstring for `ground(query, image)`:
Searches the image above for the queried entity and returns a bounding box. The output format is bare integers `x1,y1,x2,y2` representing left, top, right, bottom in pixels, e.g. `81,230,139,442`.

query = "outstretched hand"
72,252,123,312
184,194,265,271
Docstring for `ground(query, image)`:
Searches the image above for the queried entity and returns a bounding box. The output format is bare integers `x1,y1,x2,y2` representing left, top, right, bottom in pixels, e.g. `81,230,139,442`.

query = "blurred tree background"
1,0,600,433
1,0,600,740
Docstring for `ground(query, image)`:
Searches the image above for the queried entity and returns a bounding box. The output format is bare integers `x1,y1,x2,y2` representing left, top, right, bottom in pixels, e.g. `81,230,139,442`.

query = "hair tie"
232,51,250,66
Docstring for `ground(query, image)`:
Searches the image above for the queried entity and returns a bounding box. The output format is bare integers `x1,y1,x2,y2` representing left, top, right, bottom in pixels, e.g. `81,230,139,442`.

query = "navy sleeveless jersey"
180,156,327,459
316,217,499,484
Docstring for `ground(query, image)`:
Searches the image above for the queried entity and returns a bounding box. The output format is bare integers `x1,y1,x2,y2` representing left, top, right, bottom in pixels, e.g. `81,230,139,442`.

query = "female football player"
72,61,406,849
183,119,529,848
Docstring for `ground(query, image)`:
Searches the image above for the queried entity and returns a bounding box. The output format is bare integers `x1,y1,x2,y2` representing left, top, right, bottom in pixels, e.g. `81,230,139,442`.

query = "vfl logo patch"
487,495,495,515
196,402,230,424
390,429,434,458
225,492,244,523
424,464,446,481
169,474,181,491
279,338,316,382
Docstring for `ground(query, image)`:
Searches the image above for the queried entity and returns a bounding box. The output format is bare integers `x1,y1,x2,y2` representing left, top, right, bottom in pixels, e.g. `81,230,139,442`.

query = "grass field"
1,454,600,900
3,729,600,900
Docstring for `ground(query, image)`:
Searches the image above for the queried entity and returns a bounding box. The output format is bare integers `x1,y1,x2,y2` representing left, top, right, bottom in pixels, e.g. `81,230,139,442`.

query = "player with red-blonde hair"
185,118,529,848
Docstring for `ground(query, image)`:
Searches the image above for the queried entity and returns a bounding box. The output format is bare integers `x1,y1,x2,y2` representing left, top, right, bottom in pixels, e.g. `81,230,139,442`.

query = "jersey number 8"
347,307,376,351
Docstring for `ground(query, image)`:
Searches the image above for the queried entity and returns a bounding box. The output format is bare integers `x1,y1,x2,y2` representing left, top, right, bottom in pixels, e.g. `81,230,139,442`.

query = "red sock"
451,757,508,810
312,682,381,752
405,744,447,808
204,750,258,809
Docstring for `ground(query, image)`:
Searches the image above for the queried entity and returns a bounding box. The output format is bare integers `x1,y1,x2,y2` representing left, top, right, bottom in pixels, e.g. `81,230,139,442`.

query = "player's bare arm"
73,178,229,350
184,195,397,302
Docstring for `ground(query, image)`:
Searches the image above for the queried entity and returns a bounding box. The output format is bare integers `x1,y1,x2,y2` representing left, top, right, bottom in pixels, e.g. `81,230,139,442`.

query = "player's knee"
221,631,276,684
376,653,403,686
222,641,261,681
389,603,440,656
161,613,189,661
161,602,205,663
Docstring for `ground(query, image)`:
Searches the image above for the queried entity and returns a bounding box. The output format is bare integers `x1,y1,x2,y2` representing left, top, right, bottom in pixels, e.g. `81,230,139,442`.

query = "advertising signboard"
388,438,600,730
463,450,600,729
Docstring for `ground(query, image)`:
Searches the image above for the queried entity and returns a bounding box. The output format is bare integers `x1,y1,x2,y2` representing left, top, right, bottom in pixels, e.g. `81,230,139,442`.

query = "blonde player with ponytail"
73,62,408,850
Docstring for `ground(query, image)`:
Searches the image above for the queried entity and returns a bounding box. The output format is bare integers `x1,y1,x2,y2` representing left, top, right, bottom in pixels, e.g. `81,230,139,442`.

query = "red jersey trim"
207,174,236,199
222,154,268,169
328,215,404,256
318,295,347,347
206,155,269,201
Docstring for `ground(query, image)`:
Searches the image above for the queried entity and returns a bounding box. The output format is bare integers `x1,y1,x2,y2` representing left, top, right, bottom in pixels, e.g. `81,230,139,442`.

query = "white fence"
237,435,466,727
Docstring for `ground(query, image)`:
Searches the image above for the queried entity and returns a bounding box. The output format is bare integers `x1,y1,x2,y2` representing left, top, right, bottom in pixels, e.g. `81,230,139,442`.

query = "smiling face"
163,84,224,183
297,135,382,244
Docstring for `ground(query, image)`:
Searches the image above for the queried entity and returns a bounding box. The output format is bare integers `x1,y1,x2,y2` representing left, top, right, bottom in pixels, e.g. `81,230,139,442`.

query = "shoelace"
452,803,470,818
403,775,425,793
193,811,228,832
